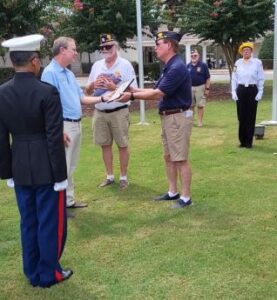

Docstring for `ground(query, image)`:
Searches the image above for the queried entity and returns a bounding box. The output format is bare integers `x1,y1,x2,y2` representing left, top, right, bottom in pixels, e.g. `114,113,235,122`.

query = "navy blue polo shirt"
155,55,192,111
187,61,210,86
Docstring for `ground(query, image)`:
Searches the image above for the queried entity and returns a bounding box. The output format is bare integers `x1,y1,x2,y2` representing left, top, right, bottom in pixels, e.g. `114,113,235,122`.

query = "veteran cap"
1,34,44,52
100,33,115,45
238,41,254,55
154,31,182,43
191,49,199,55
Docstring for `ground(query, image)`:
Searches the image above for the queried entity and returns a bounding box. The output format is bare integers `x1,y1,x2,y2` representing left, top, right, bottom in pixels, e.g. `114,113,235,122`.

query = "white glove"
7,178,15,188
255,92,262,101
232,92,238,101
54,179,68,191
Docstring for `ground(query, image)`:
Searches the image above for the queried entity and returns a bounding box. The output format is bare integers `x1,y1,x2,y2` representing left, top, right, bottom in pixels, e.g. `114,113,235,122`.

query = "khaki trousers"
63,121,82,206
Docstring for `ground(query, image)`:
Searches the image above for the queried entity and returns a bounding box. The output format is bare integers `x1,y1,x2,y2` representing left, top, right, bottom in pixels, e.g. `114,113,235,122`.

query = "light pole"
135,0,148,125
271,0,277,122
262,0,277,125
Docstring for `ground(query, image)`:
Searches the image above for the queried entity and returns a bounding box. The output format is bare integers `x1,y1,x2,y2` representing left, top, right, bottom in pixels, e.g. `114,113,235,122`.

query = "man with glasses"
118,31,193,209
42,37,108,211
187,49,210,127
85,34,137,190
0,34,73,287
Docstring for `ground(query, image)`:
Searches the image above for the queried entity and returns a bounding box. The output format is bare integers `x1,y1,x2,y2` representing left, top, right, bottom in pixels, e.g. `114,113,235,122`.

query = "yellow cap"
238,42,254,55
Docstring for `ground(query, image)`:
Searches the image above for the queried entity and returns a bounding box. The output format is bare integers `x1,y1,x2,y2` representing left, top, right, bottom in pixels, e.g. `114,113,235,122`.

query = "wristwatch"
130,92,135,101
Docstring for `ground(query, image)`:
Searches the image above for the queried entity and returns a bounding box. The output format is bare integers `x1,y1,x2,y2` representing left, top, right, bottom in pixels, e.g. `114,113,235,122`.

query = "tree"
259,33,274,59
175,0,274,75
0,0,71,59
64,0,163,55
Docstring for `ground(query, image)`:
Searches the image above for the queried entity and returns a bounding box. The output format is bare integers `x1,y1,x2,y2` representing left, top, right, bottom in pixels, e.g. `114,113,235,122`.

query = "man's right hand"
63,133,71,147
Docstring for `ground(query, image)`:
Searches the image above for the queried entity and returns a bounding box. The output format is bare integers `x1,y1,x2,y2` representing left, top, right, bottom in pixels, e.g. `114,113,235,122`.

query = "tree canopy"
178,0,274,74
65,0,162,53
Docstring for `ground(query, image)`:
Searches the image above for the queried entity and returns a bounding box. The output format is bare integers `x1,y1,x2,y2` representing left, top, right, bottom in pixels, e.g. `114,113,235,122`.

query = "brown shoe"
98,178,115,188
119,179,129,190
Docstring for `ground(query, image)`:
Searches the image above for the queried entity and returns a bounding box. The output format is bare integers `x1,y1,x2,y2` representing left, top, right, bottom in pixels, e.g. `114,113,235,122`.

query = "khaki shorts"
191,84,206,107
161,110,193,161
93,107,130,147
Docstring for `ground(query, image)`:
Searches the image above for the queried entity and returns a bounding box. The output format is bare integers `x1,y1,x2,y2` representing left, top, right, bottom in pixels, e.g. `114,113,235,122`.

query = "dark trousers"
236,85,258,147
14,185,67,287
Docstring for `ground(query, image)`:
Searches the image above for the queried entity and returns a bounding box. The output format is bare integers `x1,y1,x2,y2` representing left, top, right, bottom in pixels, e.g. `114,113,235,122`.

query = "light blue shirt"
41,59,84,119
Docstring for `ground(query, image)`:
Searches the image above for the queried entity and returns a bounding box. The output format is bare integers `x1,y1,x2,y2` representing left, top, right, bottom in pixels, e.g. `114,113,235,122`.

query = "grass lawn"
0,84,277,299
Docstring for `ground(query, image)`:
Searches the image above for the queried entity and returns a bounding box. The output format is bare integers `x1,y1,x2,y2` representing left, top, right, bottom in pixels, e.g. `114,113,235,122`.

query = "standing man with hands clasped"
85,34,137,190
187,49,210,127
42,37,107,210
118,31,193,209
0,34,72,287
231,41,264,148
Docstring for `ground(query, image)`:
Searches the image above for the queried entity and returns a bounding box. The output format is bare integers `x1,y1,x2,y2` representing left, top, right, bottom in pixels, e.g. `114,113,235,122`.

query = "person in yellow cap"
231,41,264,148
0,34,73,287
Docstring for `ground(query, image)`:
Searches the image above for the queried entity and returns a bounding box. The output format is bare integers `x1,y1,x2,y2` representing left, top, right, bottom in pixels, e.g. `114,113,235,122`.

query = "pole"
261,0,277,125
272,0,277,121
135,0,147,124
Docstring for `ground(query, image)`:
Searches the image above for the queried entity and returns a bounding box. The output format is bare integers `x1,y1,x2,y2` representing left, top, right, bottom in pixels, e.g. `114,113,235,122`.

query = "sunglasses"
100,44,114,51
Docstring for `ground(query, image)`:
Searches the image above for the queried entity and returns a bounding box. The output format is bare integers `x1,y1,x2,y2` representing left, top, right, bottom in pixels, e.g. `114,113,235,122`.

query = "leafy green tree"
65,0,163,54
259,33,274,59
173,0,274,74
0,0,71,59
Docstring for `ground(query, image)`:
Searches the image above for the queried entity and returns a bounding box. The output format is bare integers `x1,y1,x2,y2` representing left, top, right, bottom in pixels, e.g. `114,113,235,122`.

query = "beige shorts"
93,107,129,147
191,84,206,107
161,110,193,161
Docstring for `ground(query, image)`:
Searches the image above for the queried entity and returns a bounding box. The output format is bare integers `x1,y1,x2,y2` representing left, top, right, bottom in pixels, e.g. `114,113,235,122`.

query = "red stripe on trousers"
55,270,63,282
57,190,65,259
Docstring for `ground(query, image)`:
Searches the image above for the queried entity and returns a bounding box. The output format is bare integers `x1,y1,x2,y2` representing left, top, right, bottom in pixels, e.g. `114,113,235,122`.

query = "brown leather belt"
159,108,188,116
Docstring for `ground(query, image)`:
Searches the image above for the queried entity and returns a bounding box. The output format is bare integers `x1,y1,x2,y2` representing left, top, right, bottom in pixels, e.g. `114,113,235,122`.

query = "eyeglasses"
191,55,198,58
100,44,114,51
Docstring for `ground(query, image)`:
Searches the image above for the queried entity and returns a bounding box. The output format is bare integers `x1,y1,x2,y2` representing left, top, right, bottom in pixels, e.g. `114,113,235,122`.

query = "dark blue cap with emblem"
154,31,182,43
100,34,115,45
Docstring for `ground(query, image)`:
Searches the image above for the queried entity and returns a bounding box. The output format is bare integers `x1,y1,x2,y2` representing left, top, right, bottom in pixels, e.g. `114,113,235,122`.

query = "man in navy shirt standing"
118,31,193,209
187,49,210,127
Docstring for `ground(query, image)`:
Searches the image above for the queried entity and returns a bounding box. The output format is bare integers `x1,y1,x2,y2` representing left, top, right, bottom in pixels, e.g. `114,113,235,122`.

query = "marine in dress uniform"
118,31,193,209
231,42,265,148
0,34,73,287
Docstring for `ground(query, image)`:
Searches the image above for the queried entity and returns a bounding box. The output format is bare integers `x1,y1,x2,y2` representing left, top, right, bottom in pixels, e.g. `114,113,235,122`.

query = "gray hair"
52,37,75,56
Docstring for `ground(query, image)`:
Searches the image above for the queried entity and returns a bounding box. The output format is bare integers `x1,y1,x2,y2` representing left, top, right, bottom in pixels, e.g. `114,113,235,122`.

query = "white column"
202,44,207,63
185,44,191,64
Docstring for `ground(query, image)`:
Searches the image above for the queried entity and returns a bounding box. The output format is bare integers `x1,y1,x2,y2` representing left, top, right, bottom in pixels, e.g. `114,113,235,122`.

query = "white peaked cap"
1,34,44,52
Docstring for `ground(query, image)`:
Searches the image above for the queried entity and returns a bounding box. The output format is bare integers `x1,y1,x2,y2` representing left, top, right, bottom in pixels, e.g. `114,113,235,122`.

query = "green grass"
1,84,277,299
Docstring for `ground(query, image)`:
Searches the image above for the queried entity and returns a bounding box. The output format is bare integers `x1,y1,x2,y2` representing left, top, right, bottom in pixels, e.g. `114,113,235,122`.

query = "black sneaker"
171,199,192,209
153,192,180,201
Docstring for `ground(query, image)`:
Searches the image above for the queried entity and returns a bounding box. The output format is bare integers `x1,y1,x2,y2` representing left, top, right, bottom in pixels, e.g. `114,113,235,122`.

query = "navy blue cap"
100,34,115,45
154,31,182,43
